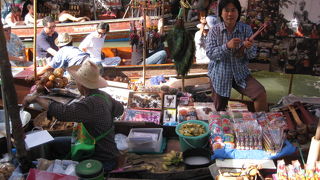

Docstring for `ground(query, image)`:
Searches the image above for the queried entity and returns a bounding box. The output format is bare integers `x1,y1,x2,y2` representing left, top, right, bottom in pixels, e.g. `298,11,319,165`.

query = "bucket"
75,159,104,180
175,120,210,152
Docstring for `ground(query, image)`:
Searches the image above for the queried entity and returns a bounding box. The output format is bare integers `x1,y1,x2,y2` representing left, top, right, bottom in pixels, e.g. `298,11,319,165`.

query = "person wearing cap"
36,16,59,66
3,24,29,66
206,0,267,112
34,32,90,77
23,60,124,172
79,22,109,63
194,23,210,64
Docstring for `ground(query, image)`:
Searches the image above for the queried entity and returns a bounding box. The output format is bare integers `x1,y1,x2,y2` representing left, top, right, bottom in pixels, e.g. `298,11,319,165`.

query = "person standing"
79,22,109,63
36,16,58,66
206,0,267,112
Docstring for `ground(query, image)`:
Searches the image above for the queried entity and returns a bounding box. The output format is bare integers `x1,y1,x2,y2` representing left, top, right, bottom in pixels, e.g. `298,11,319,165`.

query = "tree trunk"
0,20,34,173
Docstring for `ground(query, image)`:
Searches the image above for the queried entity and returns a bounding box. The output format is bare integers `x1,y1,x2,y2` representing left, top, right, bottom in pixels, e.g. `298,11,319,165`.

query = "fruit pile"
35,68,69,93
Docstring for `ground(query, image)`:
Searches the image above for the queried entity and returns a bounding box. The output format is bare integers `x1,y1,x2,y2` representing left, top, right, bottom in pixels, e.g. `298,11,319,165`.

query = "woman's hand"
227,38,241,49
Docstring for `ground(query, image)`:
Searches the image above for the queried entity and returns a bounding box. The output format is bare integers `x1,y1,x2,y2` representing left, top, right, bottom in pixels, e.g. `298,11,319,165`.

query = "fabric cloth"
212,140,296,160
79,31,106,62
101,57,122,67
49,46,90,69
47,89,124,163
6,33,25,59
36,30,59,58
206,22,257,98
194,30,210,64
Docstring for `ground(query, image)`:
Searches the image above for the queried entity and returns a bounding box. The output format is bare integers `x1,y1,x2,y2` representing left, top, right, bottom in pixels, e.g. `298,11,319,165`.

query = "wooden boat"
12,17,198,42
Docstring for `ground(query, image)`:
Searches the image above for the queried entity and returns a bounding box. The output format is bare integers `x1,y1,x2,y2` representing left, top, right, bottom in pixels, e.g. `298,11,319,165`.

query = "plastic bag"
115,133,128,151
26,169,77,180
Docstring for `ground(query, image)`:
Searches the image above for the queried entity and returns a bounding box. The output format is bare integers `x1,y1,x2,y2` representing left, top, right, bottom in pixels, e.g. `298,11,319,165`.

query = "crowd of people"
2,0,90,26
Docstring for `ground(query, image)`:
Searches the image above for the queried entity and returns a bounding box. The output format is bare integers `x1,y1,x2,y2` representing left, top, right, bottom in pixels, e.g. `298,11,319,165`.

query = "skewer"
233,23,268,58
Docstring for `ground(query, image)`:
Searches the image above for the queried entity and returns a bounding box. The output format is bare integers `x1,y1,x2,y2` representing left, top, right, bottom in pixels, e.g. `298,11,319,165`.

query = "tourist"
23,60,124,173
36,16,58,66
79,22,109,63
35,33,90,77
206,0,267,112
4,6,25,26
24,4,42,26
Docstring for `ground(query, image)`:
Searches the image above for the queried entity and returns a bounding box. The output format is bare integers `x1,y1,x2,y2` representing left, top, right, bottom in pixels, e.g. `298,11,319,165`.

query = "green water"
231,71,320,104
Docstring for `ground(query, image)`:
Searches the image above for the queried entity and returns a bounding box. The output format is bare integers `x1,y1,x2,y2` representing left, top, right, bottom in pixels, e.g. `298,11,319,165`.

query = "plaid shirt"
206,22,257,97
48,89,124,162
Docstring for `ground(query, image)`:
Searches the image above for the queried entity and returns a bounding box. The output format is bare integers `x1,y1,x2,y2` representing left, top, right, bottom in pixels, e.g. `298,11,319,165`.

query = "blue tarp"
212,140,296,160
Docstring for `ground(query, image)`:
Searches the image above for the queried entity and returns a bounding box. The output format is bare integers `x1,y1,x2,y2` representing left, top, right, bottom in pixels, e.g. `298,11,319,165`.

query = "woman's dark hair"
218,0,241,22
97,22,110,32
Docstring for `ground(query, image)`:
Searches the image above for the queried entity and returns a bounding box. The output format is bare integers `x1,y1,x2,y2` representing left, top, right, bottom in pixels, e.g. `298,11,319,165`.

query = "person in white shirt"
194,24,210,64
24,4,42,26
79,22,109,63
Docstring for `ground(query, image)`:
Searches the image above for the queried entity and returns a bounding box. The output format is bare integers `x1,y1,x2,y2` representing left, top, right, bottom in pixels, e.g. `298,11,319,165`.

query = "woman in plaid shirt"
206,0,267,112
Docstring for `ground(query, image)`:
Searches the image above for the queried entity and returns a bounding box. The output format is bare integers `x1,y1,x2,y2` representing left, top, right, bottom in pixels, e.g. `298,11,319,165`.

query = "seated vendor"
58,2,90,23
131,17,167,65
23,60,124,173
35,32,90,77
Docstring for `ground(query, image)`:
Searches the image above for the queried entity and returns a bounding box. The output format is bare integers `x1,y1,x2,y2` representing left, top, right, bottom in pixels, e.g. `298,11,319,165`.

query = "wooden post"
288,73,293,94
142,7,147,86
33,0,38,79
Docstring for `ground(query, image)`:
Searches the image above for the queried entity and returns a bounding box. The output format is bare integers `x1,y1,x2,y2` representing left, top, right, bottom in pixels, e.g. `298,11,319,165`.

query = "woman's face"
221,3,238,27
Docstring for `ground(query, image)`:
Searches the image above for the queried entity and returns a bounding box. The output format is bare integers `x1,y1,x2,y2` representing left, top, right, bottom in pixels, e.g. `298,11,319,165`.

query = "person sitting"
4,6,25,26
23,60,124,173
36,16,59,66
3,24,31,67
194,24,210,63
35,32,90,77
58,2,90,23
24,4,42,26
131,17,167,65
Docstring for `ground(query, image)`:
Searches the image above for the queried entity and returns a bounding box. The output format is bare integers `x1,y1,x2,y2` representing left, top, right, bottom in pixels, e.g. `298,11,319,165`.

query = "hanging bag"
71,94,112,161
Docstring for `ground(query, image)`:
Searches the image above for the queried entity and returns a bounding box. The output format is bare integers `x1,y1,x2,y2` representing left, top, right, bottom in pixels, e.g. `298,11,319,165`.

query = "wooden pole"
33,0,38,79
142,7,147,86
288,73,293,94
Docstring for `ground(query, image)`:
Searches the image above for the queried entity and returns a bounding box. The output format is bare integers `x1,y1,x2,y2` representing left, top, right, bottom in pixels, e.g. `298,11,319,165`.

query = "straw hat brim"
55,36,73,47
67,65,108,89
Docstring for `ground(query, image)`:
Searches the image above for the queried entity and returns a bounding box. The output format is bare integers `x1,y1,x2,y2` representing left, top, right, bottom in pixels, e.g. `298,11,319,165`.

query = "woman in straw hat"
33,32,91,78
23,60,124,173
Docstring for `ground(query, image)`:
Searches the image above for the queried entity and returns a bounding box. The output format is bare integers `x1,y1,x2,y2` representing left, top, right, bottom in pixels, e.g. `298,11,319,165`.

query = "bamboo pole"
288,73,293,94
33,0,38,79
142,7,147,86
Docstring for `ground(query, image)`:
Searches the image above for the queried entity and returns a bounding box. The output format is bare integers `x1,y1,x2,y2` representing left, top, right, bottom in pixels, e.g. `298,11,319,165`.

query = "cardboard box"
127,128,163,153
